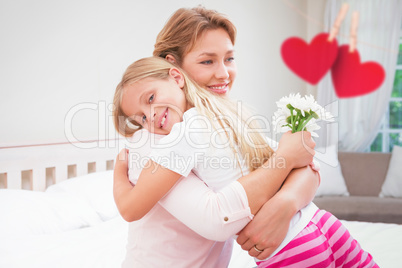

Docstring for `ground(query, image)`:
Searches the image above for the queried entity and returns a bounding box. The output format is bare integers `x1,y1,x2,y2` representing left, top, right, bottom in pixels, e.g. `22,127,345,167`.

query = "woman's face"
181,28,237,95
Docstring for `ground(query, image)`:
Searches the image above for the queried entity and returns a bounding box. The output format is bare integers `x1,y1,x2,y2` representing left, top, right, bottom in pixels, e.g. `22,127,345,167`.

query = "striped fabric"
256,210,378,268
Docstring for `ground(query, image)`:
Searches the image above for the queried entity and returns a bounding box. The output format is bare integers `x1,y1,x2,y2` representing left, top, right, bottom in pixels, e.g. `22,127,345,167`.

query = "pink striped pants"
256,210,378,268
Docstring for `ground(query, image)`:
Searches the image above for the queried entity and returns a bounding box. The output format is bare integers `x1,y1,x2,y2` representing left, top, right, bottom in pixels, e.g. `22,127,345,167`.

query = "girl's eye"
142,115,147,123
149,94,154,103
200,60,213,65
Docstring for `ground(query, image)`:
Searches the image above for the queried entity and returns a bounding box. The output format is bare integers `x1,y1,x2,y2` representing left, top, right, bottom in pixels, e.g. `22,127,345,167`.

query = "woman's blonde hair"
113,57,273,171
153,6,237,66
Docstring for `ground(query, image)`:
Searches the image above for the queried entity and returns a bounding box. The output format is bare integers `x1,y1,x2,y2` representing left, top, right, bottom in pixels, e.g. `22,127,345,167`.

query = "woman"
113,6,319,267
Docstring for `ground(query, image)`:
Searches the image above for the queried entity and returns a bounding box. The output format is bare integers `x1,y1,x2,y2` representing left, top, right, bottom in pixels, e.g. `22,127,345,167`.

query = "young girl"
113,56,378,267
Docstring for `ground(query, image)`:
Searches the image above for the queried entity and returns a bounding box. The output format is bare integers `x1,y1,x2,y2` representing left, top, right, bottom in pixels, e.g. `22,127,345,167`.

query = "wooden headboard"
0,142,121,191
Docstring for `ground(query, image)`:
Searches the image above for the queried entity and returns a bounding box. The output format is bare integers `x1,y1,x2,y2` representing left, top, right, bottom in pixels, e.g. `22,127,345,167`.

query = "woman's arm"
236,165,320,259
114,130,316,240
113,149,297,240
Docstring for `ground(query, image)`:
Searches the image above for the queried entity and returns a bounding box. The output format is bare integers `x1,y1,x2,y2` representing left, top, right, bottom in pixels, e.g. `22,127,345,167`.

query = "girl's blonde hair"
113,57,273,171
153,6,236,66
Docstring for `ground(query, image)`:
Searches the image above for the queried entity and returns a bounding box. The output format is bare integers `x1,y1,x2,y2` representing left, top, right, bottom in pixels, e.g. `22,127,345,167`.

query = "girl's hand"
114,148,129,180
276,131,315,169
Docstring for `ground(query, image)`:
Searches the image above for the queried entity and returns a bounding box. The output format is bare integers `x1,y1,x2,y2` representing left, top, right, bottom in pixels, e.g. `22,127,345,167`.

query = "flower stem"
297,117,305,132
298,115,314,131
294,110,302,133
289,108,296,133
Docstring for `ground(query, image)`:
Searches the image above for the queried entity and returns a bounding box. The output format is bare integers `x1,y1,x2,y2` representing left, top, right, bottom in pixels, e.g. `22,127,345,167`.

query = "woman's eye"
142,115,146,123
149,94,154,103
200,60,213,65
226,57,235,62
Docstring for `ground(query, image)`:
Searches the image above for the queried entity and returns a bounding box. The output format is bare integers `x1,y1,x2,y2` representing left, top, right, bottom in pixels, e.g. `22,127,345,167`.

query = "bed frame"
0,142,121,191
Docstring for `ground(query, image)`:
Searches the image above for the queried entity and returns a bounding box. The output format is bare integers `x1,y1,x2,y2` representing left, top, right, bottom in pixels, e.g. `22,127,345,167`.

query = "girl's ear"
165,55,177,64
169,68,185,88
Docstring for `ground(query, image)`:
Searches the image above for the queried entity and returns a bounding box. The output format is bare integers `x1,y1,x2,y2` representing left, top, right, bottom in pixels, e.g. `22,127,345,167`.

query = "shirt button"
224,216,229,222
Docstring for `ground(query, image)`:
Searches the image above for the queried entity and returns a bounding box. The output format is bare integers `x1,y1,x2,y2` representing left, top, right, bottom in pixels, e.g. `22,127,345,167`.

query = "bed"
1,143,401,268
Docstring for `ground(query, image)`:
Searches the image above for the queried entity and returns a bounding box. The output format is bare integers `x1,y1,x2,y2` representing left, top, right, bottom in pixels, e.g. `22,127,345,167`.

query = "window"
370,25,402,152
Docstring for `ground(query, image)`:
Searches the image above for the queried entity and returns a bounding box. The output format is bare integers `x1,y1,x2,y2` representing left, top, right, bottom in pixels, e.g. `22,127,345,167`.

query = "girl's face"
180,28,237,95
121,68,189,135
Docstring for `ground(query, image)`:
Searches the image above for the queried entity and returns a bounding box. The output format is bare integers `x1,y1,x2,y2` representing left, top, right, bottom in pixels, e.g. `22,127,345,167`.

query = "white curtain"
317,0,402,152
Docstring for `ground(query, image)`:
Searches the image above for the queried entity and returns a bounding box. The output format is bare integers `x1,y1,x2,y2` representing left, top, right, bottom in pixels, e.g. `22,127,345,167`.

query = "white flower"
272,93,334,137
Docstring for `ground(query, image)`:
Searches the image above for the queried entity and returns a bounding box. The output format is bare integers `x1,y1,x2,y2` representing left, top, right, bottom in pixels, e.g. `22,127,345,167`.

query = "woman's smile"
208,83,230,94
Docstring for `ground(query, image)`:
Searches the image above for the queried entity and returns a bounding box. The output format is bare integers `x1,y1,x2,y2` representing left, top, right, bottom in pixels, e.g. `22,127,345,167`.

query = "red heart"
331,45,385,98
281,33,338,85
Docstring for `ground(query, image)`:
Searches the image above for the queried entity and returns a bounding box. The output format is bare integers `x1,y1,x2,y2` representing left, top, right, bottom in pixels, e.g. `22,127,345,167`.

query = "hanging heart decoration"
331,45,385,98
281,33,338,85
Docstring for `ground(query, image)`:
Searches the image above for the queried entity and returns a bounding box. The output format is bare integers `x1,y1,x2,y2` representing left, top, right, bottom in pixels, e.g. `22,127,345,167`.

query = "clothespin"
349,11,359,53
328,3,349,42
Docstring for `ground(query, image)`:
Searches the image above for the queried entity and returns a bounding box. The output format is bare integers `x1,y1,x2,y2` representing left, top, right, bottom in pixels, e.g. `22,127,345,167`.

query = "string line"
282,0,399,55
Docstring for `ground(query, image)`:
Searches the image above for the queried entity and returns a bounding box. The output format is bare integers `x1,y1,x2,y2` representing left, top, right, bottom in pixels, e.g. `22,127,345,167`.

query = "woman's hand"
276,131,316,170
236,191,295,260
236,165,320,260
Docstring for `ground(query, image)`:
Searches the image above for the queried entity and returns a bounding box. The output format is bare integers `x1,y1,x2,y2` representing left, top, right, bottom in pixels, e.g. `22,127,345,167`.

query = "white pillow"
46,170,118,221
314,145,349,197
0,189,102,237
380,145,402,197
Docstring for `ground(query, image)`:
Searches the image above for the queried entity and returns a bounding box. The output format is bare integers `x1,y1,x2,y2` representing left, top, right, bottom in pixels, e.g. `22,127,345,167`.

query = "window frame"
369,28,402,152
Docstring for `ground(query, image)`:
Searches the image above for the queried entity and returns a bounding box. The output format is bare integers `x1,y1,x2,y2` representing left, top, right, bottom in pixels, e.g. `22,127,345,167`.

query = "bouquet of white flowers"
272,93,334,137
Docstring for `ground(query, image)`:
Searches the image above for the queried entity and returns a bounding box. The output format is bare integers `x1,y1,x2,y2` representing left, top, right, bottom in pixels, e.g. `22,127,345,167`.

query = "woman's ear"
165,55,177,64
169,68,185,88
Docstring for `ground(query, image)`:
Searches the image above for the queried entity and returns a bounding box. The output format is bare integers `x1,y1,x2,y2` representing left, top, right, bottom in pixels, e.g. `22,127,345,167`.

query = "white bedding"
1,171,401,268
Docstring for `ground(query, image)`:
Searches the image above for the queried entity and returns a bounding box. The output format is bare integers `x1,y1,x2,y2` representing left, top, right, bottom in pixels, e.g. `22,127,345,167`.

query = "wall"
306,0,327,96
0,0,325,147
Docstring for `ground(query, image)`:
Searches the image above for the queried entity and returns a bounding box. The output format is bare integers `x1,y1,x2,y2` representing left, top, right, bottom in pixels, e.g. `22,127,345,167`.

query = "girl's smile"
159,108,168,128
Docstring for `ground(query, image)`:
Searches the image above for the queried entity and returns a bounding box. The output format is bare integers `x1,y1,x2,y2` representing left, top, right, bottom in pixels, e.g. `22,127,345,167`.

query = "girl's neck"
186,103,195,112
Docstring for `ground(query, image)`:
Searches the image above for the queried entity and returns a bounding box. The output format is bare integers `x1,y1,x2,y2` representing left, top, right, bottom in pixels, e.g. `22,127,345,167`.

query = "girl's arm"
114,155,181,222
114,149,182,221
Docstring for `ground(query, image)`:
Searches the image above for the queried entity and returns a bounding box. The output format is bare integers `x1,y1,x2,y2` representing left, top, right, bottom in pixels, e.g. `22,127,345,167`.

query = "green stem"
293,111,301,133
297,117,305,132
298,115,314,131
289,108,295,133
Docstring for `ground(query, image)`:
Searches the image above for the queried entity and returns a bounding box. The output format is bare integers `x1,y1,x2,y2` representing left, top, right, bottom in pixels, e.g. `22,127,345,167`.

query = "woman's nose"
215,62,229,79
